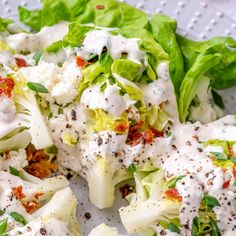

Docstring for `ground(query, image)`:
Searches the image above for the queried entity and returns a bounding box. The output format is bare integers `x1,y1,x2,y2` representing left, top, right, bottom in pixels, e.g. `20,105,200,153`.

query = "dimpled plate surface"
1,0,236,235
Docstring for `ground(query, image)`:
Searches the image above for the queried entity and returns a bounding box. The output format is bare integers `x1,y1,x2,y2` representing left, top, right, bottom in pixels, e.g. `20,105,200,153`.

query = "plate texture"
1,0,236,235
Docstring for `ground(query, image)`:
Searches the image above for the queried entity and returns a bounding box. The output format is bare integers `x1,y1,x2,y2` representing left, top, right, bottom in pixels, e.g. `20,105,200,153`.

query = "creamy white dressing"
0,171,33,221
156,63,179,119
0,149,28,171
78,29,145,63
0,51,15,66
6,22,69,53
188,77,224,123
140,81,168,106
9,218,70,236
80,82,135,117
0,95,17,121
0,111,29,139
48,103,90,172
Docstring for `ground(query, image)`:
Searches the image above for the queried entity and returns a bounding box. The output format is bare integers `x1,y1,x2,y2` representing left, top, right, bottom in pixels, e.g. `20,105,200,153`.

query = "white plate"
1,0,236,235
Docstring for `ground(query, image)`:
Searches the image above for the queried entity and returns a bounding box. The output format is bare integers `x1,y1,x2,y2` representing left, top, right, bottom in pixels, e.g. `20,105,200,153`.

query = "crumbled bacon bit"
165,188,182,202
127,131,142,146
129,121,144,133
143,129,154,144
114,122,129,133
96,5,105,9
22,200,40,213
223,180,231,189
150,128,164,138
25,162,57,179
0,77,15,98
76,56,88,68
12,186,26,200
3,151,11,160
34,192,44,200
119,184,134,198
228,143,235,157
126,121,164,146
24,144,57,179
15,57,28,68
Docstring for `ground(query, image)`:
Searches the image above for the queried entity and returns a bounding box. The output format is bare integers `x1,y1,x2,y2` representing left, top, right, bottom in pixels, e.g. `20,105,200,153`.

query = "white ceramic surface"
1,0,236,235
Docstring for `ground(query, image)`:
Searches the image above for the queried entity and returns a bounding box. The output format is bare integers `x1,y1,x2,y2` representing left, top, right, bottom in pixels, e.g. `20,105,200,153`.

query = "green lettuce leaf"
111,59,145,82
177,35,236,90
18,7,41,32
114,74,146,119
45,40,64,53
92,109,127,132
19,0,89,31
19,0,147,32
76,0,148,29
178,50,222,122
0,17,13,32
204,139,236,169
120,27,169,79
146,105,169,131
78,54,114,98
191,196,221,236
45,23,94,52
177,36,236,70
63,23,94,47
150,14,184,96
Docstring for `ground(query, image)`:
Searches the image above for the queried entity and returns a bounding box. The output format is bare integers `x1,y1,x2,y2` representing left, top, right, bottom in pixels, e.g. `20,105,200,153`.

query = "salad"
0,0,236,235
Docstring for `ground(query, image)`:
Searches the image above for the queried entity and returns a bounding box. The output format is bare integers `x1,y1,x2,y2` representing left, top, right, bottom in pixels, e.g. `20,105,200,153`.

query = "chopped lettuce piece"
178,51,221,122
111,59,145,82
13,72,53,149
81,156,132,209
177,35,236,90
19,0,147,32
150,14,184,96
0,130,31,152
119,170,180,234
0,171,80,236
19,0,88,31
146,105,169,131
120,27,169,80
76,0,148,29
0,18,13,32
92,109,128,132
63,23,94,48
31,187,81,236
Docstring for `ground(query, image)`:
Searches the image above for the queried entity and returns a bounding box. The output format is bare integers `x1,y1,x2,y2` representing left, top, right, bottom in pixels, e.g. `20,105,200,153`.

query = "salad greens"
0,17,13,32
119,170,181,235
19,0,147,31
18,0,236,123
0,169,81,235
0,0,236,235
150,14,184,96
